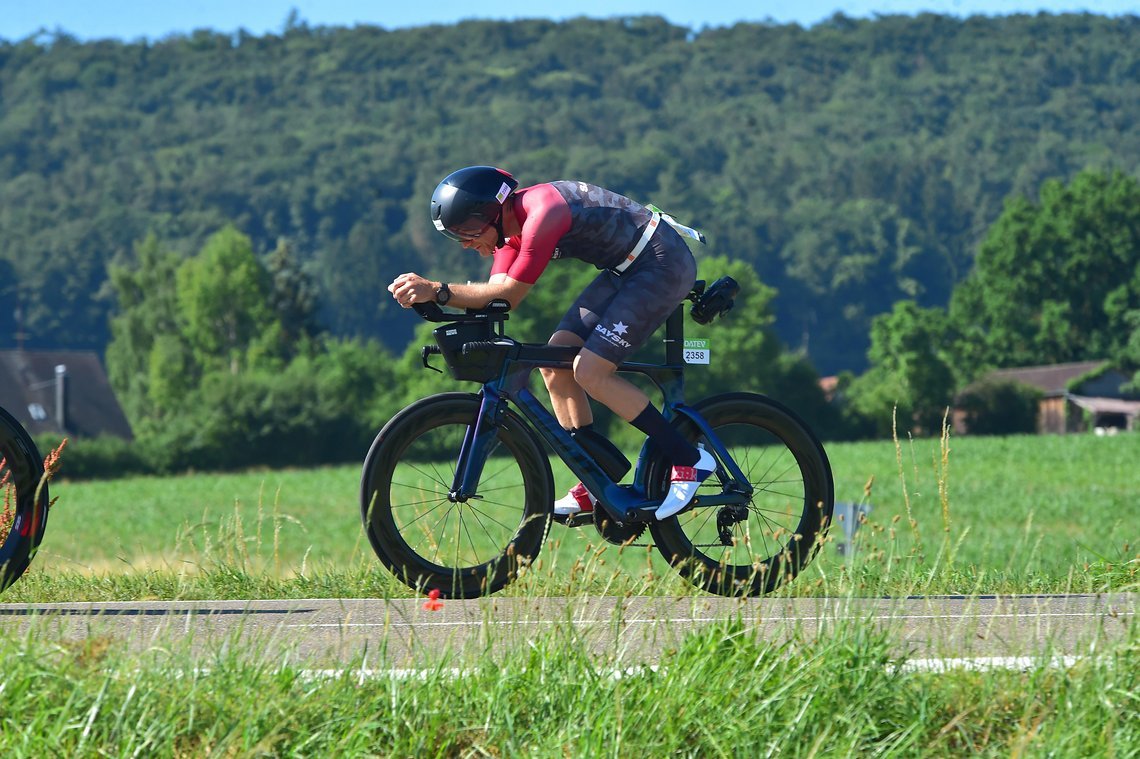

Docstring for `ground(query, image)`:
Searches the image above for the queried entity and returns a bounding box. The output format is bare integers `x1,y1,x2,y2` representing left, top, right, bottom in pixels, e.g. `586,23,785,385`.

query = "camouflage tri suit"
545,181,697,364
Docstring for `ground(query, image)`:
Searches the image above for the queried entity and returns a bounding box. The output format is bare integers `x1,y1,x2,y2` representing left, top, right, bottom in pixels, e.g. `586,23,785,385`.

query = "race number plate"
683,338,710,365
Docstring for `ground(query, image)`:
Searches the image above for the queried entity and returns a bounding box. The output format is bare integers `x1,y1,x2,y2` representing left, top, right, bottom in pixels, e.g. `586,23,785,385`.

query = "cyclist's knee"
572,351,616,395
543,331,587,389
540,365,573,389
548,330,584,348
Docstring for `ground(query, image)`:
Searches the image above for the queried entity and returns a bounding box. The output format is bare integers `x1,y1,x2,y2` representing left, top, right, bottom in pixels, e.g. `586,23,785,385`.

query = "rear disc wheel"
649,393,834,596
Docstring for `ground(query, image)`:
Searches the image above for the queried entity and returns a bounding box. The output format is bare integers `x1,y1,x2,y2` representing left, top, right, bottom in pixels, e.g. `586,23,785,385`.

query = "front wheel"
361,392,553,598
648,393,834,596
1,406,49,593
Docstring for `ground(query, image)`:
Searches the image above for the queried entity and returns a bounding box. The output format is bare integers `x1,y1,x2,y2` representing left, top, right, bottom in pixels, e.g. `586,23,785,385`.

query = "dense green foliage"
846,300,958,436
99,227,401,471
853,168,1140,433
4,13,1140,377
951,169,1140,377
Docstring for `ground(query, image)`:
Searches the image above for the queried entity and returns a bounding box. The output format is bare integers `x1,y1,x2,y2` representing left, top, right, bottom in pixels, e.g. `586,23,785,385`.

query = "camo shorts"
553,225,697,364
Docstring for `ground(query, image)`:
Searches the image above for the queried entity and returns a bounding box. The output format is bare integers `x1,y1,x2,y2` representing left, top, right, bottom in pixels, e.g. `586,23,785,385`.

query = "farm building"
0,350,133,440
960,360,1139,435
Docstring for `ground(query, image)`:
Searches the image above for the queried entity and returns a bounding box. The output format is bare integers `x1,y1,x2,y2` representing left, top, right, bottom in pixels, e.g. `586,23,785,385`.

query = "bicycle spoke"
400,461,452,491
405,502,445,562
412,501,460,565
459,513,482,567
397,498,451,527
389,494,453,509
463,505,498,546
464,504,520,533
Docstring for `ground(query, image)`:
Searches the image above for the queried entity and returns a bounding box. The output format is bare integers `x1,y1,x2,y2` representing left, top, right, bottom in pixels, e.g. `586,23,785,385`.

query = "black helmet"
431,166,518,243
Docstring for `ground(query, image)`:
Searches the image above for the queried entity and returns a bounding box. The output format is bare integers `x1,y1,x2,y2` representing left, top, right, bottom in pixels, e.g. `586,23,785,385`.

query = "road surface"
0,593,1134,669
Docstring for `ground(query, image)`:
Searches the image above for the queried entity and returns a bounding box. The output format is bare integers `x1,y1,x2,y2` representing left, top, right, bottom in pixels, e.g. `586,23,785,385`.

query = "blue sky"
1,0,1137,42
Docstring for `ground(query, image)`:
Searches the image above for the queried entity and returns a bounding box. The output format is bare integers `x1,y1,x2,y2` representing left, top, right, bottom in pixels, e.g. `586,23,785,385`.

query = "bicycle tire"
0,406,49,593
361,392,553,598
647,393,834,596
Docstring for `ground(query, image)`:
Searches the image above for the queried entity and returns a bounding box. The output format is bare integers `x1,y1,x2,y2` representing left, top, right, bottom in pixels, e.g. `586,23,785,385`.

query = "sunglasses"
439,220,494,243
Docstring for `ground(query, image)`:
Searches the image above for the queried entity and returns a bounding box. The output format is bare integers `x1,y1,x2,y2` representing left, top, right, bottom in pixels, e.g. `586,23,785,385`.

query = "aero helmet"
431,166,518,244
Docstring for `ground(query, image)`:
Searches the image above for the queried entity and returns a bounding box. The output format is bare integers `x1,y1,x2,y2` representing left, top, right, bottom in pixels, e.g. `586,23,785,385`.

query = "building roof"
0,350,133,439
1069,395,1140,417
985,360,1108,397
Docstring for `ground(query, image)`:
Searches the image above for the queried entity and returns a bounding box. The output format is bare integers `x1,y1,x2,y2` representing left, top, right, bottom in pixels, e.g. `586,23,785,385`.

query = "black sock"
630,404,699,467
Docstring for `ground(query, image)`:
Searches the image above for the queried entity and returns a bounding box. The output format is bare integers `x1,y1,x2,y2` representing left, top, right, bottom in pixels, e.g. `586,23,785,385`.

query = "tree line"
38,165,1140,477
848,168,1140,436
3,12,1140,375
3,14,1140,475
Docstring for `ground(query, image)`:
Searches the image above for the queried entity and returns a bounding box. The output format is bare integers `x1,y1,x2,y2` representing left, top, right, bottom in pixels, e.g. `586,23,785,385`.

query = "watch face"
436,284,450,305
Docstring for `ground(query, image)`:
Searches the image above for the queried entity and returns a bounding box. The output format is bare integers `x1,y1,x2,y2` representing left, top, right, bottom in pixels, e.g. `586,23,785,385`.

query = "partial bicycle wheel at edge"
648,393,834,596
0,406,50,593
361,392,553,598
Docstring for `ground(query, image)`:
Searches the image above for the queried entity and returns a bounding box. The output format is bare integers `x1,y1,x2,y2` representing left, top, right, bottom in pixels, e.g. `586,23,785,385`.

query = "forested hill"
2,13,1139,373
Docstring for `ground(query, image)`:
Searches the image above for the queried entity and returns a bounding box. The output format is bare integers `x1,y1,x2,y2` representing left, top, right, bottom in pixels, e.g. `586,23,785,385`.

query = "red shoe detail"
670,466,699,482
569,482,595,513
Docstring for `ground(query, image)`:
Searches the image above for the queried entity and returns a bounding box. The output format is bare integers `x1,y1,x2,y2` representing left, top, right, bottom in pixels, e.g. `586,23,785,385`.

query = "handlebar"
412,299,512,324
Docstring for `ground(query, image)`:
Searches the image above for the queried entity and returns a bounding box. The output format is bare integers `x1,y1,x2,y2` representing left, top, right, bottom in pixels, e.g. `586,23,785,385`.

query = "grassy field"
2,431,1139,756
3,429,1136,602
0,610,1136,756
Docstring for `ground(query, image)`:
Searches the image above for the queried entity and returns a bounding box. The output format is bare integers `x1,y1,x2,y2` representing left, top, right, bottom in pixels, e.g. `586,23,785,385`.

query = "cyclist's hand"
388,273,436,308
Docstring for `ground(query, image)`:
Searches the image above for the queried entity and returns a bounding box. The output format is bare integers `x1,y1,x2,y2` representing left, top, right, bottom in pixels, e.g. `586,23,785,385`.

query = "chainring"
593,506,648,545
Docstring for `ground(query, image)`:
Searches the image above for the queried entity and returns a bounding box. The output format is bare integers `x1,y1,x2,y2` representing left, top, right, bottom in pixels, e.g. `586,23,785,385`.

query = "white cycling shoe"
554,482,596,516
655,447,717,520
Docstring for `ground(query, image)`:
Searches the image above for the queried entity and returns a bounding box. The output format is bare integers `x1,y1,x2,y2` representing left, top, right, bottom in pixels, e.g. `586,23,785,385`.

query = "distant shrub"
955,379,1042,436
34,339,400,480
34,434,152,481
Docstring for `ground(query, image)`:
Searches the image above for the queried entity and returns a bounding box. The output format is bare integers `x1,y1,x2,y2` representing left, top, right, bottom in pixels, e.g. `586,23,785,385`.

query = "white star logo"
612,321,629,336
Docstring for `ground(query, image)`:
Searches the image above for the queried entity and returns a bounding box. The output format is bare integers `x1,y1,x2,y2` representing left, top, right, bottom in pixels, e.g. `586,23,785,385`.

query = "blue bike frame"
447,307,753,525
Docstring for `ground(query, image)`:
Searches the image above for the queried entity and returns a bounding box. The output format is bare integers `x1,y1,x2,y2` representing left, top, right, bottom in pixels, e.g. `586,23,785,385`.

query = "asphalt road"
1,593,1134,669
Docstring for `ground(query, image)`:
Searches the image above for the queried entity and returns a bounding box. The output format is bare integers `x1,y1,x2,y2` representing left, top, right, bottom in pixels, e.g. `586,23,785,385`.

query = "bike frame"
447,306,754,525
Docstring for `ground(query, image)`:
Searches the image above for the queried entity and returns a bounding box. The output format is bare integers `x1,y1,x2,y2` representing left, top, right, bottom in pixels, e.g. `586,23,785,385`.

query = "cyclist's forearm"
440,277,531,309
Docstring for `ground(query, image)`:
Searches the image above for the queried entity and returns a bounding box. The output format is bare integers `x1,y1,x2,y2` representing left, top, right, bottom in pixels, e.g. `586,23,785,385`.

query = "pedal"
552,511,596,528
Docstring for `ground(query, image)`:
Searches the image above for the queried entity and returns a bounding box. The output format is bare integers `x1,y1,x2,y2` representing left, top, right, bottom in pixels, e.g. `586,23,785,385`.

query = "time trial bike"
360,277,834,598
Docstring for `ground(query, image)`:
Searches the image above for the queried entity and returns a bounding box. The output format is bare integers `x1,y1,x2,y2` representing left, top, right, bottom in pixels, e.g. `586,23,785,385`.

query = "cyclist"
387,165,714,520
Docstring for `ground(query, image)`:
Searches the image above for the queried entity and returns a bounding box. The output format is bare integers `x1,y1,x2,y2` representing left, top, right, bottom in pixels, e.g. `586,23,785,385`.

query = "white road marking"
897,655,1085,673
284,609,1124,629
278,656,1090,681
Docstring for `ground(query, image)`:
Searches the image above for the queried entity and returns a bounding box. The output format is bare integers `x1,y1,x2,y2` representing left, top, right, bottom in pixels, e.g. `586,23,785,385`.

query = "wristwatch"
434,282,452,306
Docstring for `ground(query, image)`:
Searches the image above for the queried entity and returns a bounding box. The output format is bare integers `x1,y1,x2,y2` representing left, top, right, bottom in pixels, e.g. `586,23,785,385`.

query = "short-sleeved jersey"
490,181,657,284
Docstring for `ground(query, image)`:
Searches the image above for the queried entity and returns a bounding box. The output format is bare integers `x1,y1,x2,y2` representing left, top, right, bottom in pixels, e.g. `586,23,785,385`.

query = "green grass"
0,609,1136,756
828,429,1140,592
5,430,1139,602
3,431,1139,755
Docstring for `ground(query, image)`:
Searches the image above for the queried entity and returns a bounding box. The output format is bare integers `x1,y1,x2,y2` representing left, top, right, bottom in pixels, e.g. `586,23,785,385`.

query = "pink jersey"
490,181,657,284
